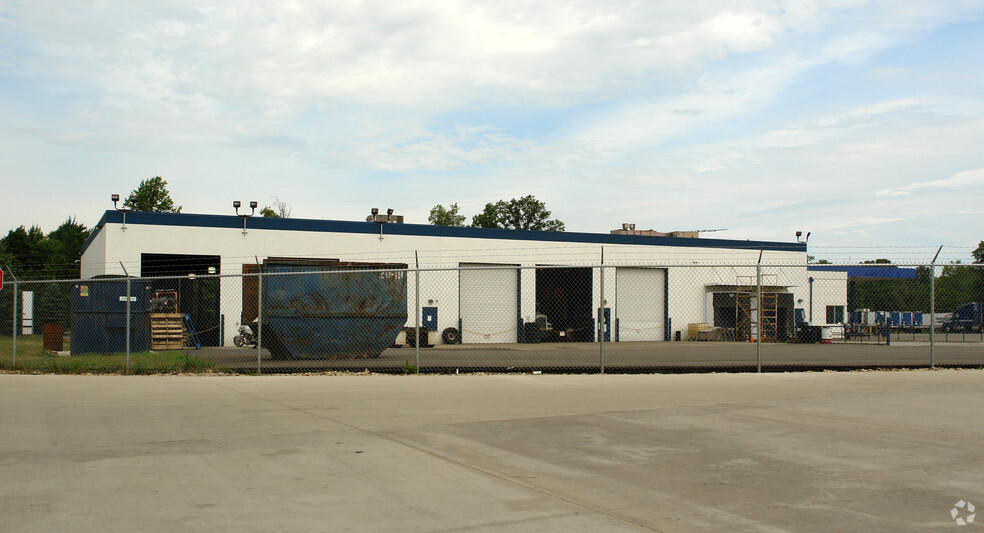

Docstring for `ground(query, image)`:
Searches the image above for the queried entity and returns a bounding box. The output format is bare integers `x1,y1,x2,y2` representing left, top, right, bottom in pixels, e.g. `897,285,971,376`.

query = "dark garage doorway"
713,291,795,342
141,254,222,347
536,267,593,342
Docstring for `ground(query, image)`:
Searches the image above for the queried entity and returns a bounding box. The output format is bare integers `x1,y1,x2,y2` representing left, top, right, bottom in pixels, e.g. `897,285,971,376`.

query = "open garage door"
535,267,594,342
141,253,221,347
459,264,519,344
615,267,666,341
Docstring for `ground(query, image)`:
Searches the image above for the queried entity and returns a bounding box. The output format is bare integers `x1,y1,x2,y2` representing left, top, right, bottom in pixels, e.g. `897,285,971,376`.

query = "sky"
1,1,983,264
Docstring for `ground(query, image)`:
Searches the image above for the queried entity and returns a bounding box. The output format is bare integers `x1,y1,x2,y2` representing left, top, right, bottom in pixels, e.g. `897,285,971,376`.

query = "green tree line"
842,246,984,314
429,195,565,231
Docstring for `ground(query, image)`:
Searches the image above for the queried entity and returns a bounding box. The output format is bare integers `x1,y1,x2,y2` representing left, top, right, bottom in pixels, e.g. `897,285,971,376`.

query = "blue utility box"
71,277,151,355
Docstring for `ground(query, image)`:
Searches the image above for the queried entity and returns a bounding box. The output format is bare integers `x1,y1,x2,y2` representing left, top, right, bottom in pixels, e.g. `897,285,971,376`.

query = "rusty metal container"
43,322,64,352
253,259,408,359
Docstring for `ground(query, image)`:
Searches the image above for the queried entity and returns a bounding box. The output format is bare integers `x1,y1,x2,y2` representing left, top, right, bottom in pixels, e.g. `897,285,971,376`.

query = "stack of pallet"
149,313,186,350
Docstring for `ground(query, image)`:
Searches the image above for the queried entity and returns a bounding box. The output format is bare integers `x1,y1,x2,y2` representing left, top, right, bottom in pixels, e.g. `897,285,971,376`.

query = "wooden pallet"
149,313,187,350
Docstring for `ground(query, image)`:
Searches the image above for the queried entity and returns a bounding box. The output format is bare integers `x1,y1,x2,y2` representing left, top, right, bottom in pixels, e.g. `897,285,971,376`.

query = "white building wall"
81,214,819,345
807,272,850,326
665,262,812,340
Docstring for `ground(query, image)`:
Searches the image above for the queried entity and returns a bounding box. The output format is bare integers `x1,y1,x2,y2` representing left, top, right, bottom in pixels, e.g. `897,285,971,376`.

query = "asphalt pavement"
199,338,984,373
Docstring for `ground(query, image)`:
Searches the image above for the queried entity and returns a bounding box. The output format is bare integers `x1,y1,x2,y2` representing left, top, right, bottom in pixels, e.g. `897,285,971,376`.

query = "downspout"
808,277,814,323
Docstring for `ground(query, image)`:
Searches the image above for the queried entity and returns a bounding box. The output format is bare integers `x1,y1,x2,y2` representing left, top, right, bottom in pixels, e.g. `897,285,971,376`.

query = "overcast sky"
2,1,982,263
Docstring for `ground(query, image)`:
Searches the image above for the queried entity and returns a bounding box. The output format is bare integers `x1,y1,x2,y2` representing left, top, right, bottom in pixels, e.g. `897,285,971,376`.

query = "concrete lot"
2,371,983,532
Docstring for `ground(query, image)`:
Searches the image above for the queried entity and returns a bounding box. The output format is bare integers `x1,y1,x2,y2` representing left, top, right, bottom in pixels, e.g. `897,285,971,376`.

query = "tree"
44,217,91,278
124,176,181,212
0,225,47,276
936,261,982,311
0,219,91,331
0,219,91,280
428,203,466,227
261,197,291,218
973,241,984,264
470,195,565,231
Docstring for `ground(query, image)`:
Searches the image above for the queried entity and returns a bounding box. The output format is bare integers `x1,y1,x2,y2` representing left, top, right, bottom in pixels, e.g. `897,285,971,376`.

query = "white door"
615,268,666,341
459,264,518,344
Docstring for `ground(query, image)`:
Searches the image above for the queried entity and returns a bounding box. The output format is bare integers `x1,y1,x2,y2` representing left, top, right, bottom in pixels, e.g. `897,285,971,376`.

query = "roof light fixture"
111,193,137,231
235,200,257,236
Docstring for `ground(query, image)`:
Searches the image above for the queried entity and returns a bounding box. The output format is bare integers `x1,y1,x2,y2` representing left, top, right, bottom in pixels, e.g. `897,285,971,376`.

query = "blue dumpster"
258,260,408,359
71,277,151,355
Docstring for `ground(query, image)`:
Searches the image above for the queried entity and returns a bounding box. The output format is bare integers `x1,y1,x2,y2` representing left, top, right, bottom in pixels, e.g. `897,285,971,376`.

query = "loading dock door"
459,264,518,344
615,268,666,341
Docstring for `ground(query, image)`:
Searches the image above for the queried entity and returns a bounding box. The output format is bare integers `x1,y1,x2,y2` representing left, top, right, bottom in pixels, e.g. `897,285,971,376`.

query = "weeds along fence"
0,263,981,374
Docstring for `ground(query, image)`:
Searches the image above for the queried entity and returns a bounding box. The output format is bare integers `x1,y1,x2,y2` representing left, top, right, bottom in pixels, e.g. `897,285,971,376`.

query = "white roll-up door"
615,268,666,341
459,264,518,344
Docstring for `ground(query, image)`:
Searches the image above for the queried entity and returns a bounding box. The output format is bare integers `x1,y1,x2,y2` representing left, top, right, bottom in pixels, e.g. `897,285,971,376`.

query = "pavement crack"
202,379,665,532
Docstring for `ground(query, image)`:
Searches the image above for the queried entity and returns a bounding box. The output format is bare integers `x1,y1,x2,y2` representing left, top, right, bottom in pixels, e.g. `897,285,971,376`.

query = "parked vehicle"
942,302,983,333
233,322,258,347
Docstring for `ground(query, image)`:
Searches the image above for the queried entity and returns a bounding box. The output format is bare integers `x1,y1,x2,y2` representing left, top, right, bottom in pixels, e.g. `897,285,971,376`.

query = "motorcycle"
233,322,258,347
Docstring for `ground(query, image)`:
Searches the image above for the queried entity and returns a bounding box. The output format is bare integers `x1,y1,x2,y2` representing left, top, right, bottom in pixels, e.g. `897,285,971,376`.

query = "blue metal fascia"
79,211,112,256
808,265,918,279
88,210,807,253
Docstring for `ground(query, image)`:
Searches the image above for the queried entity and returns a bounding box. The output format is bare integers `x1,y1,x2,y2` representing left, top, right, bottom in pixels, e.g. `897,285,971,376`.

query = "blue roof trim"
84,210,806,253
80,211,111,256
808,265,918,279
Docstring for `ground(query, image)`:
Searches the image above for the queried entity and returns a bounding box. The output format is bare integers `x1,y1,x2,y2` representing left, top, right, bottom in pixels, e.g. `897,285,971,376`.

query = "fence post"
257,269,263,375
120,262,130,375
756,249,763,373
599,249,605,374
126,276,131,374
11,278,17,367
414,251,420,373
7,267,19,367
930,246,941,369
930,269,935,368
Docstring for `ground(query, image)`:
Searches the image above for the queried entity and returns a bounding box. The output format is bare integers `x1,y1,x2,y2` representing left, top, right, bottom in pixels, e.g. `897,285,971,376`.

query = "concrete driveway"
2,370,982,531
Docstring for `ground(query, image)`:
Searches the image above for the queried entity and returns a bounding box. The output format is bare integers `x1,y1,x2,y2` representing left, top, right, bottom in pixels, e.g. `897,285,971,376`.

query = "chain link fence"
0,263,981,374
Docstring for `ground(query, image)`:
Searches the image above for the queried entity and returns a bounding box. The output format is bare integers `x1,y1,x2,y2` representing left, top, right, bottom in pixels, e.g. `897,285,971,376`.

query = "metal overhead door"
459,264,518,344
616,267,666,341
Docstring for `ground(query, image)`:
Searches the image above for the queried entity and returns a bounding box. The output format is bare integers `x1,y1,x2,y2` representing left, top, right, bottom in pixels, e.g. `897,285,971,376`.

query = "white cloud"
876,168,984,196
1,0,984,255
351,125,530,172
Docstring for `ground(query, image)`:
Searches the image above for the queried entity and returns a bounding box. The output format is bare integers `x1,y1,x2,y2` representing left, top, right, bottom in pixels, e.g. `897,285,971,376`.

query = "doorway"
535,267,593,342
141,254,221,347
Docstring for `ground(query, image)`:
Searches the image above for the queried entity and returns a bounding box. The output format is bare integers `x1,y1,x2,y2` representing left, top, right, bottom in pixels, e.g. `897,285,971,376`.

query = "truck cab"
942,302,983,332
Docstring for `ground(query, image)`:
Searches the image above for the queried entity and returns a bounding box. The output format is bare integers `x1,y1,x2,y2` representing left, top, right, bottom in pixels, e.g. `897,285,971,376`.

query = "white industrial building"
79,210,847,347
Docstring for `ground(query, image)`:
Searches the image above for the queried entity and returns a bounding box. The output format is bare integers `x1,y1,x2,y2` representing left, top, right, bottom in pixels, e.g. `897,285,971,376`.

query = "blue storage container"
913,312,923,327
901,312,912,327
259,260,408,359
71,277,151,355
890,312,901,327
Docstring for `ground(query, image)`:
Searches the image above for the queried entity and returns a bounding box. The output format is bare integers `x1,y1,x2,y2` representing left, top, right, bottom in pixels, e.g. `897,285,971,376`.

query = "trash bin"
43,322,63,352
799,325,821,343
523,322,541,344
404,327,429,347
